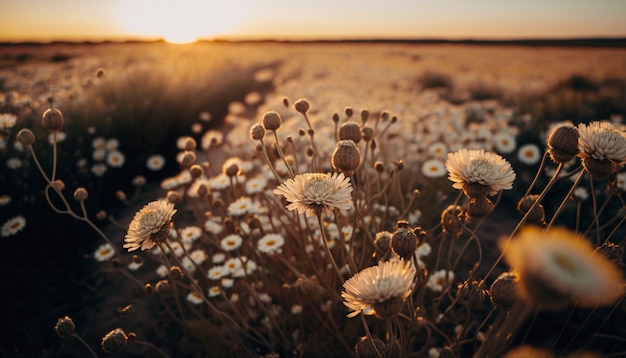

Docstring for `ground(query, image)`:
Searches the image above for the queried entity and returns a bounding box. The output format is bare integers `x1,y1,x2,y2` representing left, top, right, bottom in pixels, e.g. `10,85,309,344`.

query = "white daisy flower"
1,216,26,237
422,159,447,178
0,195,11,206
227,196,253,216
201,130,224,150
493,132,517,154
156,264,169,278
186,291,203,305
273,172,353,217
208,286,221,298
446,149,516,196
0,113,17,128
106,150,125,168
124,200,176,252
517,143,541,165
91,164,107,177
208,265,228,280
245,175,268,194
342,259,416,318
204,218,224,235
257,233,285,254
180,226,202,243
427,270,455,293
94,243,115,262
220,234,243,251
146,154,166,171
502,226,624,309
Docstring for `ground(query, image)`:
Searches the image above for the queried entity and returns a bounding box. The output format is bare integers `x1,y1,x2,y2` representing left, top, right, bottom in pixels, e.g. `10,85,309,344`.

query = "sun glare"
116,0,246,43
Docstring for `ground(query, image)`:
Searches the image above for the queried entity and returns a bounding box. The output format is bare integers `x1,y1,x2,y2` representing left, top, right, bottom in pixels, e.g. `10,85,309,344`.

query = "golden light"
116,0,246,43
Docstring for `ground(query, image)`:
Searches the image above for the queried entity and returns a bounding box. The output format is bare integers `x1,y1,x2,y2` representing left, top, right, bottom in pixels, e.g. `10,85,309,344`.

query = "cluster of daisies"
88,88,626,356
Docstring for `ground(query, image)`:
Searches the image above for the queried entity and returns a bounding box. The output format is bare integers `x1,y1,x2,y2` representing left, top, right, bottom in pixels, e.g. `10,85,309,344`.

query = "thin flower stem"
271,130,294,178
258,138,283,183
360,313,383,358
482,163,564,284
51,131,58,181
317,214,345,284
132,339,170,358
545,169,585,230
70,333,99,358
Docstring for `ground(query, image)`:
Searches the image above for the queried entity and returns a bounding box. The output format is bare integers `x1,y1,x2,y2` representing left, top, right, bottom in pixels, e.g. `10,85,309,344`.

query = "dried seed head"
372,296,406,319
489,271,519,311
345,107,353,118
167,190,182,204
360,109,369,124
332,112,340,123
54,316,75,338
441,205,463,236
381,111,390,121
463,182,491,198
548,125,579,163
373,231,392,259
73,187,88,202
189,164,204,179
96,68,105,78
583,157,618,181
362,126,374,141
51,179,65,192
307,146,315,157
155,279,173,294
331,140,361,175
101,328,128,354
42,108,64,132
354,336,385,358
179,151,196,167
115,190,127,201
169,266,184,280
17,128,35,146
224,163,239,177
516,195,545,224
250,123,266,140
456,280,487,308
390,221,418,260
182,137,196,151
294,98,310,114
466,196,494,220
262,110,282,131
282,97,289,107
338,122,362,143
197,183,209,198
374,161,385,173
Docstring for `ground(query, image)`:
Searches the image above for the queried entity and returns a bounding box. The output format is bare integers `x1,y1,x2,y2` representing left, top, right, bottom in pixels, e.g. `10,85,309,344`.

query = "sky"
1,0,625,43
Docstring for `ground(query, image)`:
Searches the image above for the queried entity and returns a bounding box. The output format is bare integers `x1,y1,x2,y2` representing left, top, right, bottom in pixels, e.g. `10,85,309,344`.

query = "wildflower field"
1,41,626,357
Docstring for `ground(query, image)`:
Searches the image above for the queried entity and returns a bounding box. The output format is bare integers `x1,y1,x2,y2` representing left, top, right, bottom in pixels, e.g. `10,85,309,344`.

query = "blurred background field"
1,41,626,357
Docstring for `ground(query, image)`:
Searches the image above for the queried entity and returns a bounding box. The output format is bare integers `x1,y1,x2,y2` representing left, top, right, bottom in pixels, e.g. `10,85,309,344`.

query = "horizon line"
2,36,626,47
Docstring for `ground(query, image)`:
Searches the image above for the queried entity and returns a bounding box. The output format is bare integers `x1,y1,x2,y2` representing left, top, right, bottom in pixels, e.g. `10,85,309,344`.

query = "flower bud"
372,296,406,318
456,279,487,308
282,97,289,107
179,151,196,167
583,157,618,181
224,163,239,177
344,107,353,118
466,197,494,220
17,128,35,146
361,126,374,142
332,112,340,123
167,190,182,204
548,125,579,163
331,140,361,175
51,179,65,192
73,187,88,201
516,195,545,224
338,122,362,143
360,109,369,124
101,328,128,354
463,182,491,198
189,164,203,179
54,316,75,338
441,205,463,236
355,336,385,358
390,220,418,260
262,111,282,130
294,98,310,114
373,231,392,259
489,272,519,311
183,137,196,151
250,123,266,140
42,108,64,132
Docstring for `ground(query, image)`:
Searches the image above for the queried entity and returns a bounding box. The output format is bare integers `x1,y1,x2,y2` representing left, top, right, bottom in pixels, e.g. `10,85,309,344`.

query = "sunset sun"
116,0,246,43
